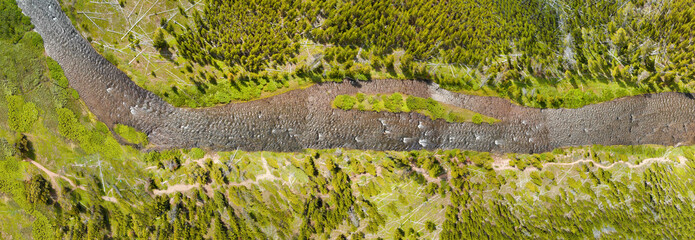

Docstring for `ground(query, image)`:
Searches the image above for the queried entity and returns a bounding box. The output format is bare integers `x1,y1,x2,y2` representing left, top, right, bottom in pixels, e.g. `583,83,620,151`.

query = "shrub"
384,55,395,70
426,221,436,232
31,213,53,240
214,91,231,104
14,134,32,159
371,56,383,70
334,95,356,110
56,108,86,141
447,112,466,123
406,96,427,110
525,182,539,192
357,103,365,110
114,124,149,146
401,54,414,76
103,50,119,66
21,31,43,50
426,98,445,119
0,139,15,159
144,151,161,163
385,93,404,112
211,168,226,185
327,67,343,80
264,79,278,92
472,113,483,125
6,95,38,133
563,89,585,108
356,93,366,102
189,148,206,159
266,157,279,169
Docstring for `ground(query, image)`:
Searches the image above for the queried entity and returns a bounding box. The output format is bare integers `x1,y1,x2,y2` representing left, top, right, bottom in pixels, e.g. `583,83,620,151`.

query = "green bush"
447,112,466,123
47,58,68,88
406,95,427,110
385,93,405,112
426,98,445,119
20,31,43,50
189,148,206,159
56,108,85,141
6,95,38,133
114,124,149,146
327,67,343,80
563,89,586,108
0,138,15,159
31,213,54,240
334,95,356,110
401,54,414,76
356,93,366,102
472,113,483,125
214,91,231,104
102,49,119,67
384,55,395,70
55,107,122,159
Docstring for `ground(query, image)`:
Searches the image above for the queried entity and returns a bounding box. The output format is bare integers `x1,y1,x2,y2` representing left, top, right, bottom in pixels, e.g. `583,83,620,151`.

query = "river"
17,0,695,153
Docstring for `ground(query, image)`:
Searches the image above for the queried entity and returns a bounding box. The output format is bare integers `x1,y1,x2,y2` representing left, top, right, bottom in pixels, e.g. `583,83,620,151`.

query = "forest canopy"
177,0,561,71
177,0,694,76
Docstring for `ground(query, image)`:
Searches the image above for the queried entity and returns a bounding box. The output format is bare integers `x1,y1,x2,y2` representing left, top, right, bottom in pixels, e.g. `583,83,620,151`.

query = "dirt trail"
154,156,283,195
153,154,685,196
26,159,119,203
544,156,682,169
25,159,84,191
152,184,199,195
492,156,683,171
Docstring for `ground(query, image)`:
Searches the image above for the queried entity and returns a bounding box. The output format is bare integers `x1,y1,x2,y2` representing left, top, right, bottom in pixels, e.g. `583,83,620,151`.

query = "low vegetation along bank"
332,92,498,124
113,124,149,147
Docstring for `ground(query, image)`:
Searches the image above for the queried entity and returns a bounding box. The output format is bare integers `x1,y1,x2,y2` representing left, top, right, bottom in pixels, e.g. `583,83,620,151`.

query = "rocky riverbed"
17,0,695,153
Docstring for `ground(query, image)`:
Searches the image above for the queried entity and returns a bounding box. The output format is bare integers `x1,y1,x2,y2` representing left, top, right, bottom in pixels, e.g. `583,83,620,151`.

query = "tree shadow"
158,48,174,62
15,134,35,160
386,65,397,77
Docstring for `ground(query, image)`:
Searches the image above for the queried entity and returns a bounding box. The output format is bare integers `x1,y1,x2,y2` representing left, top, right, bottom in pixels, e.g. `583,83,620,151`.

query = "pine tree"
212,213,229,240
26,174,51,205
153,29,169,51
